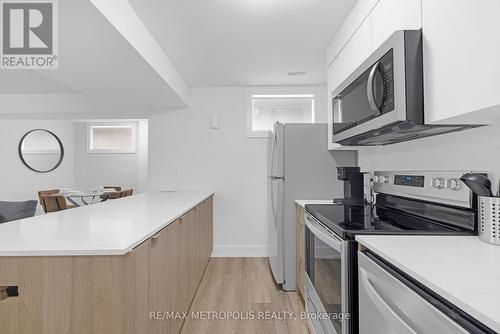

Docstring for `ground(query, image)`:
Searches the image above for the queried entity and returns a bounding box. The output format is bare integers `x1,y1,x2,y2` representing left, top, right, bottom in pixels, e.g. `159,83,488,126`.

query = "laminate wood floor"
181,258,310,334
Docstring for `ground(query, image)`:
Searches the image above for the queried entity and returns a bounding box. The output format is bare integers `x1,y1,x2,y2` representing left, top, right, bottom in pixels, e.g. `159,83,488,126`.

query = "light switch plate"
211,115,220,129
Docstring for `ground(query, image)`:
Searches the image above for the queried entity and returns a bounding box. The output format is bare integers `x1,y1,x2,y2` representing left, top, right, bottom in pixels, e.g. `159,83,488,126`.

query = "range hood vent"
337,121,482,146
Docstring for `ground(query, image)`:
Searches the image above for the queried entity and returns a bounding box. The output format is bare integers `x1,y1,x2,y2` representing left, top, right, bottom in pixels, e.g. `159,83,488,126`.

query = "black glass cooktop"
305,203,473,240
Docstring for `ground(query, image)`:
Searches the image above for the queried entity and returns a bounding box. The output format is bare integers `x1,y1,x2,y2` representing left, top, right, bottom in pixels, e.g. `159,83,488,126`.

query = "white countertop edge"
355,235,500,332
295,199,333,208
0,249,128,257
0,192,214,257
121,192,214,255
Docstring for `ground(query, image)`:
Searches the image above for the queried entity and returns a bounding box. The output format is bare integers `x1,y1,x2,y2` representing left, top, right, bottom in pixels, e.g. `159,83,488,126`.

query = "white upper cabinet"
327,0,500,149
327,17,372,99
326,0,423,150
422,0,500,124
327,18,372,150
327,0,422,99
371,0,422,50
327,0,380,67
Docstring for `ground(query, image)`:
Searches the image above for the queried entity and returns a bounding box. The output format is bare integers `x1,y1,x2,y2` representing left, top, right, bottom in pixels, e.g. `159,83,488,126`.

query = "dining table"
58,189,118,206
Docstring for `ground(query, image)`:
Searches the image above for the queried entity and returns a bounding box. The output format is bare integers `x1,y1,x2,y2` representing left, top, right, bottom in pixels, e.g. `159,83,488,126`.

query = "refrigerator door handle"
270,130,277,177
270,179,277,225
269,127,281,226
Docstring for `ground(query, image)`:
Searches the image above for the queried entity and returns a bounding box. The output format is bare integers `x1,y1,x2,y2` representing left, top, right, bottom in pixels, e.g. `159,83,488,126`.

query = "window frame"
86,123,137,154
246,87,319,138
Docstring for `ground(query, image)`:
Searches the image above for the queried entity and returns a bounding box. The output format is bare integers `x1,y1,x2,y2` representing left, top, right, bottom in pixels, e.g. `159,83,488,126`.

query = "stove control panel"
394,175,425,187
373,175,390,184
447,178,461,191
373,170,484,209
431,177,445,189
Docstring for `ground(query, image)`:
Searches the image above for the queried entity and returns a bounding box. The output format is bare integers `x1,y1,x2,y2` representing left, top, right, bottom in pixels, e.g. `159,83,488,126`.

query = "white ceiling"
129,0,356,87
0,0,189,116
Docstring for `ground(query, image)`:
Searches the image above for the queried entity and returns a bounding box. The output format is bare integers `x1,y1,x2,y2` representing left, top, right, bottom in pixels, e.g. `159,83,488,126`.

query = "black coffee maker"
333,167,366,205
334,167,372,224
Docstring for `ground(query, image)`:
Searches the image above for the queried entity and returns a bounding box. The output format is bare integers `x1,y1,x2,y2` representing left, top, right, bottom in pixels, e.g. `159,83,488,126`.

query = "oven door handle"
305,215,343,253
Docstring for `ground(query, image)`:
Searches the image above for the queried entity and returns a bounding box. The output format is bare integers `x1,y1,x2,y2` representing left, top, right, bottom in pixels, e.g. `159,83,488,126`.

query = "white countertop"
356,235,500,332
295,199,333,208
0,191,213,257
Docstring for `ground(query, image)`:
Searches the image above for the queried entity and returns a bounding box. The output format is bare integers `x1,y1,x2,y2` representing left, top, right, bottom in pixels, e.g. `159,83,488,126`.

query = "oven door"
305,214,352,334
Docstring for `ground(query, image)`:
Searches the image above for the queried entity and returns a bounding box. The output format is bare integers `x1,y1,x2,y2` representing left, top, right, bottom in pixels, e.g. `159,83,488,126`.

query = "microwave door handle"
367,61,382,115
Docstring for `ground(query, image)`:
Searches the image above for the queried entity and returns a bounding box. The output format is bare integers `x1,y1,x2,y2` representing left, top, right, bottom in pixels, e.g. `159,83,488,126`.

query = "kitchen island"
0,191,214,334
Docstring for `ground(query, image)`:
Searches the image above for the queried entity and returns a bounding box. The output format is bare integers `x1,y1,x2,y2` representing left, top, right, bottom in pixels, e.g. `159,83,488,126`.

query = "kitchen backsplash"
358,124,500,193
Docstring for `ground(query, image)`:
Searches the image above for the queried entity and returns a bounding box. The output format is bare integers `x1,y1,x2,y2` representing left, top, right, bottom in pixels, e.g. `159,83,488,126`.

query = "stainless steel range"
304,170,482,334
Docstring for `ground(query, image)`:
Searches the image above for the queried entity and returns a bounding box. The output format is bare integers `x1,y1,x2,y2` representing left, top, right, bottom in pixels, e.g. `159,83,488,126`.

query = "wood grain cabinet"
0,196,214,334
296,204,305,298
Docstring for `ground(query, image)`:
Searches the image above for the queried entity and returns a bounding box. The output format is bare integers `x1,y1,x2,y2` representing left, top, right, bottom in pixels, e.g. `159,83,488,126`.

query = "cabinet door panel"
191,205,202,290
149,221,180,334
200,200,211,270
371,0,421,50
423,0,500,123
327,17,372,150
128,242,151,334
327,16,372,98
327,0,380,66
207,197,213,259
296,205,305,298
178,211,194,314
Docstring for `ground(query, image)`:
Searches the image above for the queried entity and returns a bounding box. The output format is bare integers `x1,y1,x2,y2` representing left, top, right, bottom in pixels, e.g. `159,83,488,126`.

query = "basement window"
87,124,136,154
247,94,315,137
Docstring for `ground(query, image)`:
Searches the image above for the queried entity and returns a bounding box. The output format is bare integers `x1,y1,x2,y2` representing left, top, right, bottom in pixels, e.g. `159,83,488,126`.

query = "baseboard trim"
211,245,270,258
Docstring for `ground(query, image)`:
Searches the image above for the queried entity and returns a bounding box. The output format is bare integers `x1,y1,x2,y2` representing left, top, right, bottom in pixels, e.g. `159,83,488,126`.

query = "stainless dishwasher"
358,251,495,334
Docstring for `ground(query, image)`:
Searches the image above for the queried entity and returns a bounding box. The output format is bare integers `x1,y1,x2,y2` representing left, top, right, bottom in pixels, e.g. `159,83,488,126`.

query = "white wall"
358,124,500,193
74,120,148,192
148,87,268,256
0,118,148,211
148,86,329,256
0,120,75,202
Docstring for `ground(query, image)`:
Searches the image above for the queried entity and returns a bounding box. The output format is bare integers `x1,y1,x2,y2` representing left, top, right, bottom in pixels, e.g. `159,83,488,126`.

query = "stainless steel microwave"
330,30,479,146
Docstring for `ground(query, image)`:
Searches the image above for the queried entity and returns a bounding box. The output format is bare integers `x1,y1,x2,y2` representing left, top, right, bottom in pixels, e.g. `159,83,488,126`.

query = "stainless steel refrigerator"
267,123,356,291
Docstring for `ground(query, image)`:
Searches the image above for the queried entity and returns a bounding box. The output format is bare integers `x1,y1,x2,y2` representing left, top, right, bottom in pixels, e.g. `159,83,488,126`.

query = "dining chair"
108,189,133,200
121,189,133,198
0,200,38,223
101,187,122,200
39,195,69,213
38,189,59,204
107,191,122,200
38,189,76,213
38,189,59,213
104,186,122,192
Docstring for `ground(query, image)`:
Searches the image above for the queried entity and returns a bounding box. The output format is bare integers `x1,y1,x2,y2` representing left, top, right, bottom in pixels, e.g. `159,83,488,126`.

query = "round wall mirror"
18,129,64,173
